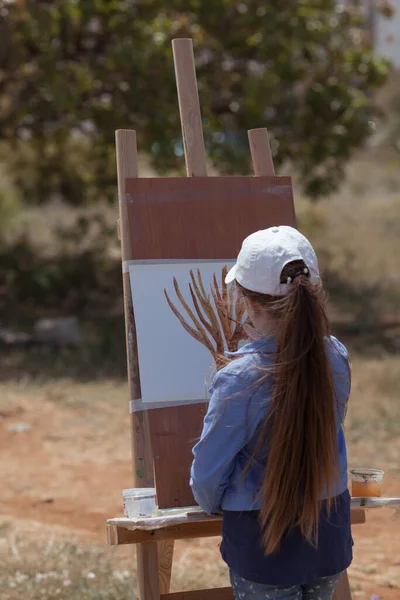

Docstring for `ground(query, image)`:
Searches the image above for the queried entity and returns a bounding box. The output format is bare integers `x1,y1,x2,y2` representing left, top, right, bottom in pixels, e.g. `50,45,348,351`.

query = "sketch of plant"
164,266,245,367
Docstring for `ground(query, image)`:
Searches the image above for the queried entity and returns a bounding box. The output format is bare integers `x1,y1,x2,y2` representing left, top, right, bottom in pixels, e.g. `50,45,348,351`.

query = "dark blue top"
221,490,353,586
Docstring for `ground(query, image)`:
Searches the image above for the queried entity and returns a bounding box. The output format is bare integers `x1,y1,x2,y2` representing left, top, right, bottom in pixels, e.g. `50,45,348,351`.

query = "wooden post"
115,129,154,488
152,36,210,596
116,130,160,600
137,543,161,600
248,128,275,176
158,540,175,594
172,38,207,177
333,572,352,600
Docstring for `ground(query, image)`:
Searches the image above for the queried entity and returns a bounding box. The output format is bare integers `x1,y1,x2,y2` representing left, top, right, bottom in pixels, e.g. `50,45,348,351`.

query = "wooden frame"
107,508,366,547
112,38,361,600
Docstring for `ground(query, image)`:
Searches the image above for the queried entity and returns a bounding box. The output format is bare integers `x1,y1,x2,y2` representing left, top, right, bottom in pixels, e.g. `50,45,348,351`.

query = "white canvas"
129,260,236,404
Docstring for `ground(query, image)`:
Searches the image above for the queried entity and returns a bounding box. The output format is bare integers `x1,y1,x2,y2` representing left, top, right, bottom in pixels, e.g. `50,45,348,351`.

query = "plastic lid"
123,488,156,498
350,468,384,476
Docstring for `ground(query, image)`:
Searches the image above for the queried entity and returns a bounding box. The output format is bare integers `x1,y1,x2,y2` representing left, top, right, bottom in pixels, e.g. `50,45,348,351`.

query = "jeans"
230,570,342,600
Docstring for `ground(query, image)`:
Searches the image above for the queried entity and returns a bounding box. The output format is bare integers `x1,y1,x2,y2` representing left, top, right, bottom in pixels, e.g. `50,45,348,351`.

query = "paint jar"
123,488,157,518
351,468,385,498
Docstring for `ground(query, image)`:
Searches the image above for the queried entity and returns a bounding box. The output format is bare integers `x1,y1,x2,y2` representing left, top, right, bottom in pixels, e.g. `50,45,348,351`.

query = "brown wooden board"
148,404,208,508
126,176,295,260
161,589,234,600
125,175,296,508
107,517,223,545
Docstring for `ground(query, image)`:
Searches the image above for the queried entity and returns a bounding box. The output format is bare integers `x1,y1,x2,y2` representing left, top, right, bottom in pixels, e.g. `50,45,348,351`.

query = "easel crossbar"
107,519,222,546
107,509,366,547
161,588,234,600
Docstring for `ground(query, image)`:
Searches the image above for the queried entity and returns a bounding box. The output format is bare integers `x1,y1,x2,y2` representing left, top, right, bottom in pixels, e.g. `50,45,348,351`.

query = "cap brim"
225,265,237,284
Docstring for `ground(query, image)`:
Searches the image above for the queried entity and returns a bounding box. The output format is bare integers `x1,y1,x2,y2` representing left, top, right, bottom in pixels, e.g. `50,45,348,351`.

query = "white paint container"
123,488,157,518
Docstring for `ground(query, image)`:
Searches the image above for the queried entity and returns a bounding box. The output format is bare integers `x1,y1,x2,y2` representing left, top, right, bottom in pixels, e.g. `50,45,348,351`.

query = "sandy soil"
0,383,399,599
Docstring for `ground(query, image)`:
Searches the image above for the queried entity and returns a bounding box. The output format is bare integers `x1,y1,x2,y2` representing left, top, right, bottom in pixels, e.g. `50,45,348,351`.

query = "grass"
0,531,229,600
0,537,137,600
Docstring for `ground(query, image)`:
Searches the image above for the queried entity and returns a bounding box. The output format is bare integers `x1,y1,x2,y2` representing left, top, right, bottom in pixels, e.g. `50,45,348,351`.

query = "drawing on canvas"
164,266,245,368
128,261,244,405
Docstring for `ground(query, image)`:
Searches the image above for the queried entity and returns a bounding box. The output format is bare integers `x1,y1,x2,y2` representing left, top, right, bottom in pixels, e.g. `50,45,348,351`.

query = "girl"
190,226,352,600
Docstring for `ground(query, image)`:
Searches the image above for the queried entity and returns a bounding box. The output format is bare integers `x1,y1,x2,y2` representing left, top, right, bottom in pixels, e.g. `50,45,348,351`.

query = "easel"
108,38,365,600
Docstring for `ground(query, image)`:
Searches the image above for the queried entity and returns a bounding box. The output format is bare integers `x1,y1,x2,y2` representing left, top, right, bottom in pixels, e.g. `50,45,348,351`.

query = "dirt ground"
0,378,399,600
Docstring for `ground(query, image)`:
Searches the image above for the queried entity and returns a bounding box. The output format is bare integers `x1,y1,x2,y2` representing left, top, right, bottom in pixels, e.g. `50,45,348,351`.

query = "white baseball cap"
225,226,320,296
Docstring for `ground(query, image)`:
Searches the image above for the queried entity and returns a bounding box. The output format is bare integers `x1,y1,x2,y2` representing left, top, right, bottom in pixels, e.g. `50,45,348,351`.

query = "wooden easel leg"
116,129,160,598
158,540,174,593
333,571,352,600
137,543,161,600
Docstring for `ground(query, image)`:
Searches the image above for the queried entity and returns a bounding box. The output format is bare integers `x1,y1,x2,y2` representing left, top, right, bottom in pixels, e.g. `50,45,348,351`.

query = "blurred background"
0,1,400,599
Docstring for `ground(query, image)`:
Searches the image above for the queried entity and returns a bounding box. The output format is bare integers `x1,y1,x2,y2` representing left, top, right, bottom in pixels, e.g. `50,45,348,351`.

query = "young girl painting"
190,226,352,600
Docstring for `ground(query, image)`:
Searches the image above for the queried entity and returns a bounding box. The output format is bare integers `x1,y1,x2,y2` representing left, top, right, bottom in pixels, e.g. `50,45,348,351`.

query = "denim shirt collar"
225,336,276,358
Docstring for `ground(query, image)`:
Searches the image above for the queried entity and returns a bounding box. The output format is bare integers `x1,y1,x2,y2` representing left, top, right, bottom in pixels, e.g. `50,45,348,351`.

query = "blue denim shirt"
190,335,351,515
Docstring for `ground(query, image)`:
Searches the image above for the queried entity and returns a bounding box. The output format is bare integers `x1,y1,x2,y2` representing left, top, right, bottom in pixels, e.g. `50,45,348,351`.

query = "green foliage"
0,0,390,203
0,213,121,314
0,164,21,237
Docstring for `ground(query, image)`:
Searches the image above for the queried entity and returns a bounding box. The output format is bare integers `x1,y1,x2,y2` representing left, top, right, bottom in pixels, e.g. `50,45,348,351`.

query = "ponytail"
241,261,339,555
